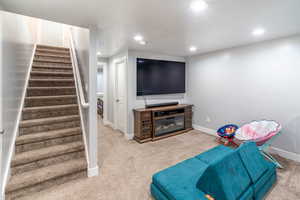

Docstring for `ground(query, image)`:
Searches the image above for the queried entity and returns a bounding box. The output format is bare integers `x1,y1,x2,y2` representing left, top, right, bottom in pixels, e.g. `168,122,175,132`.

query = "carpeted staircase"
5,45,87,199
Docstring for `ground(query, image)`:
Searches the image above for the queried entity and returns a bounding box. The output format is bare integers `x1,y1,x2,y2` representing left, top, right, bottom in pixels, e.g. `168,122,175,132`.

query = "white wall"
0,11,35,196
127,50,186,136
71,26,90,95
187,35,300,155
70,26,99,176
87,27,98,176
38,20,65,47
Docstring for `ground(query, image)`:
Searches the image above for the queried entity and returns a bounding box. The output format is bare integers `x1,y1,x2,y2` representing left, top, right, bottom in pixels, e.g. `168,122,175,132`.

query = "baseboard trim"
125,134,134,140
88,165,99,177
193,124,216,136
103,120,114,128
193,124,300,163
269,147,300,163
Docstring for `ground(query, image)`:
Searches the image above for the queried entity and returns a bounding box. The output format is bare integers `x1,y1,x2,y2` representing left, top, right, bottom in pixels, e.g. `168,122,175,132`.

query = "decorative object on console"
133,104,193,143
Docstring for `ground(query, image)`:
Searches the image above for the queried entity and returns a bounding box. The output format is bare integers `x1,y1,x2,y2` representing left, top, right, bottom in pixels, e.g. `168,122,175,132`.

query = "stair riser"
31,75,73,80
29,80,74,87
32,66,73,73
6,170,86,200
25,97,77,107
34,59,72,65
35,54,70,59
22,107,79,120
36,46,69,51
20,120,80,135
26,88,76,96
30,71,73,79
11,150,85,175
16,134,83,153
33,61,72,67
35,55,71,63
36,48,70,53
35,50,70,56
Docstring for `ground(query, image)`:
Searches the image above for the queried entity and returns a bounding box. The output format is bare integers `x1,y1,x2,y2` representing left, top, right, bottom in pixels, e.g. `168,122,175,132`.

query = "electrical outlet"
206,116,211,123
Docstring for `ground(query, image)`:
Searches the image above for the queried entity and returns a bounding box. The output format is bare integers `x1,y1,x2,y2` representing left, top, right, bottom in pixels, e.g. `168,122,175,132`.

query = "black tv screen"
137,58,186,96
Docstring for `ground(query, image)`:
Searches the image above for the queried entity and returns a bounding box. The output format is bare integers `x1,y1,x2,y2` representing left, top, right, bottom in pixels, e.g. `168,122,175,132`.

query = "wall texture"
187,35,300,154
0,11,35,195
127,50,186,136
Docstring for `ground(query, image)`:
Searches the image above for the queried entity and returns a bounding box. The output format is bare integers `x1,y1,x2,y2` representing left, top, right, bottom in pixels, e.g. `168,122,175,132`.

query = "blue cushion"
152,158,208,200
253,161,276,195
151,184,169,200
151,183,208,200
254,173,277,200
195,145,234,164
239,187,254,200
196,151,252,200
237,142,269,183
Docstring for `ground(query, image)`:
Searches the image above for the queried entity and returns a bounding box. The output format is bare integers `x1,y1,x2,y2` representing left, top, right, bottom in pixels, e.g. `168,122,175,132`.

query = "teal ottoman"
151,142,277,200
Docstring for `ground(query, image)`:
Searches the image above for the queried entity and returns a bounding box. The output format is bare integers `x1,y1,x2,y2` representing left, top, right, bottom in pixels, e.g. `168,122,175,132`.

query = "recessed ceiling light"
139,40,147,45
190,0,208,12
252,28,265,36
190,46,197,52
134,34,143,41
97,52,102,56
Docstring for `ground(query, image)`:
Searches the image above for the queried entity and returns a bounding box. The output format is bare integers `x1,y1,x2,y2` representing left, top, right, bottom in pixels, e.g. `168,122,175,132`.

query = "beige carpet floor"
18,117,300,200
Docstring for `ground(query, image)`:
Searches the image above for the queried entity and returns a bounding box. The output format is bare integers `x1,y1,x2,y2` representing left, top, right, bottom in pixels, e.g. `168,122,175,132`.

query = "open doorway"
97,62,107,123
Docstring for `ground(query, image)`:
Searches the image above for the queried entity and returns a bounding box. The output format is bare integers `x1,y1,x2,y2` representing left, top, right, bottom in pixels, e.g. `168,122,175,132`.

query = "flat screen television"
137,58,186,96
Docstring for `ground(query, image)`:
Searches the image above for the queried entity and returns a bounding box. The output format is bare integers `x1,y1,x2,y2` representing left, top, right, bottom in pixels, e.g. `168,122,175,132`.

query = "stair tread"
35,53,70,58
16,127,82,145
34,58,71,63
30,78,74,81
26,95,76,99
28,86,75,89
32,64,72,68
37,45,69,50
31,71,73,75
23,104,78,111
20,115,80,128
6,158,86,192
12,141,84,166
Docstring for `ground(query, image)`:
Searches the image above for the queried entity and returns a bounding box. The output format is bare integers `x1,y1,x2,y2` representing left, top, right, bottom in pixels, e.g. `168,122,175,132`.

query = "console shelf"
133,104,193,143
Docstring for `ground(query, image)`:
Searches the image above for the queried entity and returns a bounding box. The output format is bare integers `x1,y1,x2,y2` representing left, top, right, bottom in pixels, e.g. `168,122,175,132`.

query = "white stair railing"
68,28,90,168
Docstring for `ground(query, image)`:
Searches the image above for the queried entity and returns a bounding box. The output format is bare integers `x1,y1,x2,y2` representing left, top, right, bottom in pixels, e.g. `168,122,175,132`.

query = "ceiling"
2,0,300,57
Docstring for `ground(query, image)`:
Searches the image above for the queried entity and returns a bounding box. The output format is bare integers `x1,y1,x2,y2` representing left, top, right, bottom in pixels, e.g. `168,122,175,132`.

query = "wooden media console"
133,104,193,143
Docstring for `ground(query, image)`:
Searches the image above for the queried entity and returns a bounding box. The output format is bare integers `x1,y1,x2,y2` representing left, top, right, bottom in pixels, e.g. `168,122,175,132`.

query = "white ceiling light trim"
97,52,102,56
252,28,266,36
190,0,208,12
134,34,144,41
189,46,197,52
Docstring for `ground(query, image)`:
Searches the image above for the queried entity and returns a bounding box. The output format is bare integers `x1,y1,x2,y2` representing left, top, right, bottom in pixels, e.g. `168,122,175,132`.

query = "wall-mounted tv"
137,58,186,96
